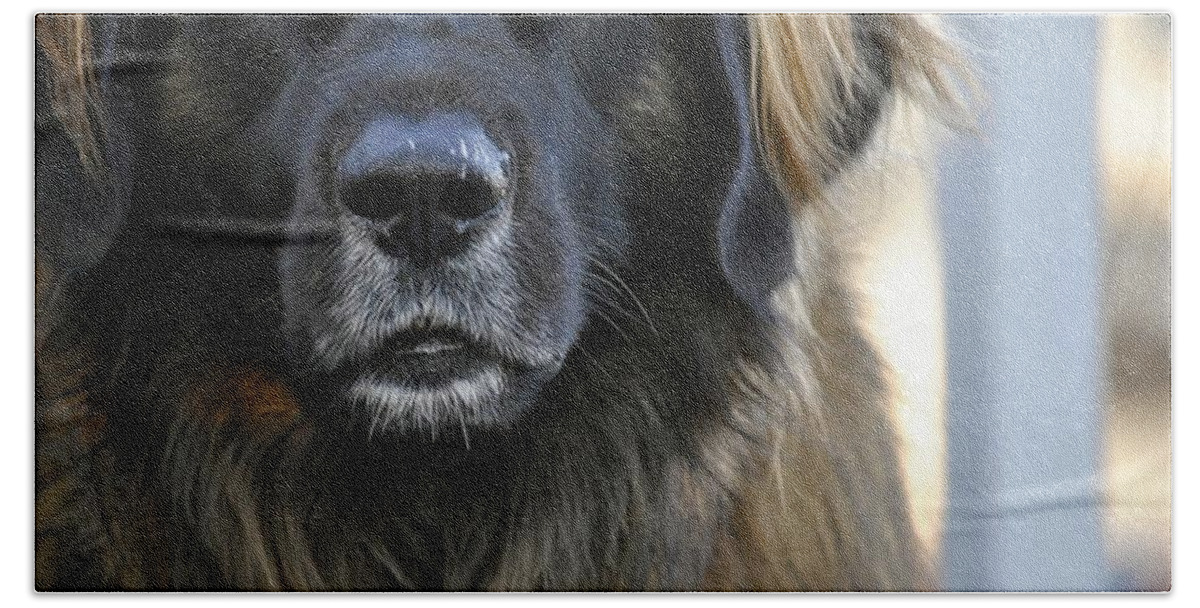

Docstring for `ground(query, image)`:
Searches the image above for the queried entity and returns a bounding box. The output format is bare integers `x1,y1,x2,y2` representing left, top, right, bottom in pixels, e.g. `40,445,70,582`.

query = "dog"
35,13,964,590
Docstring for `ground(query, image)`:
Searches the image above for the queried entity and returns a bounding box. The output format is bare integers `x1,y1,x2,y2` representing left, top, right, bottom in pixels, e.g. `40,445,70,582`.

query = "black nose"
337,112,509,266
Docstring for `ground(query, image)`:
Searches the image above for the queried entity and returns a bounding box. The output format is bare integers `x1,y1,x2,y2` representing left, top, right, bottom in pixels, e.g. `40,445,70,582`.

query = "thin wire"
147,216,341,245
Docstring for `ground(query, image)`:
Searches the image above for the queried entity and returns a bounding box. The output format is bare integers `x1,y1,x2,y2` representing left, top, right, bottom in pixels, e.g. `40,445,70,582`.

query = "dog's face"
69,15,797,436
268,17,606,433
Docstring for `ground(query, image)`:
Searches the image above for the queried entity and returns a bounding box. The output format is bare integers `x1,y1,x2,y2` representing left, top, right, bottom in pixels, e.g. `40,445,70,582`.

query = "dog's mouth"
344,323,521,433
363,325,500,383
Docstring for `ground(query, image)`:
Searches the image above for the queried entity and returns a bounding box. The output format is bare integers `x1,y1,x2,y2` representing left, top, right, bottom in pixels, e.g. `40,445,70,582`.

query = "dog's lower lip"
361,326,496,384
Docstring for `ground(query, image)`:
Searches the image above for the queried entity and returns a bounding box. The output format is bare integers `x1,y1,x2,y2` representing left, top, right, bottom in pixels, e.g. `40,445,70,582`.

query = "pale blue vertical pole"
938,14,1110,591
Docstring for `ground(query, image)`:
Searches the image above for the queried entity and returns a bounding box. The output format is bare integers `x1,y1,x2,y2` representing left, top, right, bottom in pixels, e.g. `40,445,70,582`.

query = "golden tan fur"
711,14,970,589
753,14,968,206
35,14,105,178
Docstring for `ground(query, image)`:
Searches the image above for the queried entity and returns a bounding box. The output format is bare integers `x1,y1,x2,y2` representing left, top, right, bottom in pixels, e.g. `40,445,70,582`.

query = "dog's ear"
714,16,795,317
716,14,966,312
36,14,124,276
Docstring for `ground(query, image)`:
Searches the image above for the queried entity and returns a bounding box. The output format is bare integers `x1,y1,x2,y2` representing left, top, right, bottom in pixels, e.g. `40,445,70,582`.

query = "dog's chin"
349,365,508,437
343,329,556,438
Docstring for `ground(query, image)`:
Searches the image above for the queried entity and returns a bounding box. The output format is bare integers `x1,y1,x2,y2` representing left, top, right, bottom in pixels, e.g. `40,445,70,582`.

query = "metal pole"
938,14,1110,591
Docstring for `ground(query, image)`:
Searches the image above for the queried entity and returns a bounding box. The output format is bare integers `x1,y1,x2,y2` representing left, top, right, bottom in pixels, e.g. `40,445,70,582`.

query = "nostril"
338,170,504,228
340,173,424,224
443,174,505,232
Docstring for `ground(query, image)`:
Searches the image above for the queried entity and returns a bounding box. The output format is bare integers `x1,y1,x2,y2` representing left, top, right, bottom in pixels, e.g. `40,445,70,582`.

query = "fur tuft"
35,14,106,179
752,14,971,206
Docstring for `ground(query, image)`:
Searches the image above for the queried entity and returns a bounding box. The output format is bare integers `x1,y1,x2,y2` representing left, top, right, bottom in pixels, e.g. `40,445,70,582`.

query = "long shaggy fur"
35,14,965,590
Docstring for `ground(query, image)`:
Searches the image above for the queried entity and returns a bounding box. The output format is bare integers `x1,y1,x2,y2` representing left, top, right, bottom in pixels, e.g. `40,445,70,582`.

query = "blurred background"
856,13,1171,592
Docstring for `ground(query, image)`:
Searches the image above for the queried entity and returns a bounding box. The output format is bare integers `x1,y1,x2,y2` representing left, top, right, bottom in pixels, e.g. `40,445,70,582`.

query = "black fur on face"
78,15,800,440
